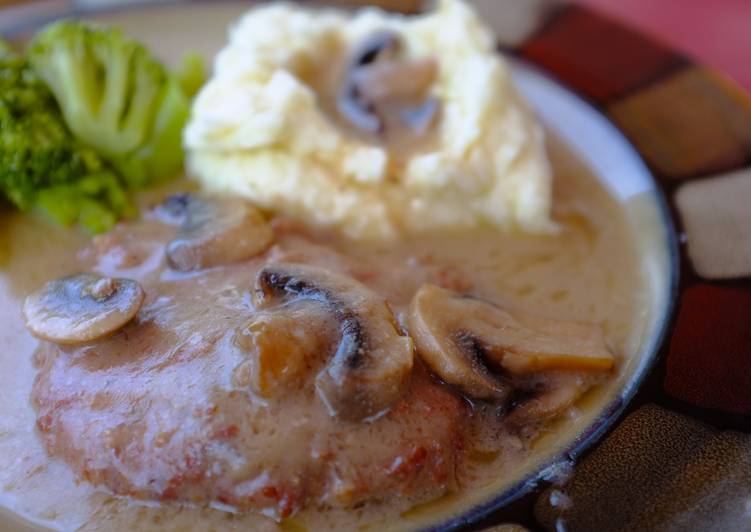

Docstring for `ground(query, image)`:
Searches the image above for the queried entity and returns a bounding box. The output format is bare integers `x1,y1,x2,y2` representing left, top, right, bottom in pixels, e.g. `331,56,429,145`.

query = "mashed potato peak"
184,0,554,239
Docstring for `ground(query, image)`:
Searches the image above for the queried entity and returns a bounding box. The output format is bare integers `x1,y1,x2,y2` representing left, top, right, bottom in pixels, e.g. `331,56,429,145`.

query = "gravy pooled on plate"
0,135,645,530
27,183,616,520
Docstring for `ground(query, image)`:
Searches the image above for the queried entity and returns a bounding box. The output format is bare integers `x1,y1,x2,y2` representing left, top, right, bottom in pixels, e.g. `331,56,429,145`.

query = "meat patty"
31,209,467,519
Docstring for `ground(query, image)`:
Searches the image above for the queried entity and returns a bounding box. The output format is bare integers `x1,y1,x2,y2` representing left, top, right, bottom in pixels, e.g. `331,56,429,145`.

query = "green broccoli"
175,52,206,99
0,38,12,57
35,171,134,233
0,45,133,233
28,20,193,188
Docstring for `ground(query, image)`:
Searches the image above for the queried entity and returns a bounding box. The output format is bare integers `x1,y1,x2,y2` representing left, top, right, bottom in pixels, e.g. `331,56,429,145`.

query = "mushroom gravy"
0,136,649,531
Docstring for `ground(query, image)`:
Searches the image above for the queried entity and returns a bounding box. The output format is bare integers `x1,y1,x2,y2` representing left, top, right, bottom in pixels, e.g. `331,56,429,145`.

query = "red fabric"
665,284,751,415
576,0,751,94
521,8,679,102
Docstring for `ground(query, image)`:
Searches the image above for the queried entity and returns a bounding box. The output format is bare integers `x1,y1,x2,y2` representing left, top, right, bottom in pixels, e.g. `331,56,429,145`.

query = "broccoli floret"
28,20,192,187
0,52,91,207
36,172,135,233
0,50,133,233
0,38,13,57
174,52,206,98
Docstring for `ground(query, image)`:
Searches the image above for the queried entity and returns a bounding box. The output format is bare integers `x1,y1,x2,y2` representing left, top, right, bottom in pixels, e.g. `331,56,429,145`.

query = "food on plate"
407,283,614,400
174,52,207,99
29,190,619,521
31,199,462,519
164,193,273,271
0,23,202,233
23,273,145,344
253,262,415,421
185,0,554,239
0,0,653,530
0,41,133,232
29,20,193,188
0,37,11,55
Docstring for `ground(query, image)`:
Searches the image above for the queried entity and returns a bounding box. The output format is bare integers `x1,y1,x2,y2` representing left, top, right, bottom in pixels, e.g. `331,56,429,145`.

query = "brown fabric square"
521,7,680,103
535,404,751,531
534,405,716,531
665,284,751,415
608,68,751,179
676,168,751,279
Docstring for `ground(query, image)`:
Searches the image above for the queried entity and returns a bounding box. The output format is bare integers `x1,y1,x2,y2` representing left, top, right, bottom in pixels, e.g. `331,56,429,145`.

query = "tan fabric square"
609,68,751,179
676,167,751,279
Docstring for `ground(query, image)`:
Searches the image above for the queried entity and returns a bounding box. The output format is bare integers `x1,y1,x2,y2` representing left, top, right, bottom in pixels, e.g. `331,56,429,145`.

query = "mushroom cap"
254,263,414,422
23,273,145,345
338,31,439,136
166,195,273,272
349,30,401,68
505,372,591,426
407,284,614,401
408,284,510,401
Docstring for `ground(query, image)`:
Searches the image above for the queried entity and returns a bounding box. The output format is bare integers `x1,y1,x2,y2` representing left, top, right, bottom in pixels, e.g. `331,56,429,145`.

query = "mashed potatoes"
184,0,554,239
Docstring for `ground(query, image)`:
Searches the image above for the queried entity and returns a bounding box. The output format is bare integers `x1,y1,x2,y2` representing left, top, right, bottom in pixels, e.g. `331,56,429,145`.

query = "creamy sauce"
0,136,648,531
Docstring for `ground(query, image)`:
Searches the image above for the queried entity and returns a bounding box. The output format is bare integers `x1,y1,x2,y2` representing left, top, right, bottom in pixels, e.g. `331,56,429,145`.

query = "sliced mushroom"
155,192,193,225
505,372,593,427
253,263,414,421
407,285,510,401
399,97,439,135
338,31,439,135
350,30,401,68
23,273,144,345
165,195,273,272
406,285,614,401
353,58,437,104
337,31,402,133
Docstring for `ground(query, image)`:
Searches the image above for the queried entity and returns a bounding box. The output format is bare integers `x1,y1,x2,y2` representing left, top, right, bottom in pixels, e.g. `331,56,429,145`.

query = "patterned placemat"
470,2,751,530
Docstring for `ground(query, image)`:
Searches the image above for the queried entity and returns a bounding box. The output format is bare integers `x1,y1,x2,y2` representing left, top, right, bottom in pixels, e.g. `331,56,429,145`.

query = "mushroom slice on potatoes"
339,30,439,135
23,273,144,345
406,284,614,400
253,263,414,422
166,195,273,272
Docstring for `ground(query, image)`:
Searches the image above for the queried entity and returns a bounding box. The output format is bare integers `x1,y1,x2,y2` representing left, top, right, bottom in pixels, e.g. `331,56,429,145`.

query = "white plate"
0,2,677,530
